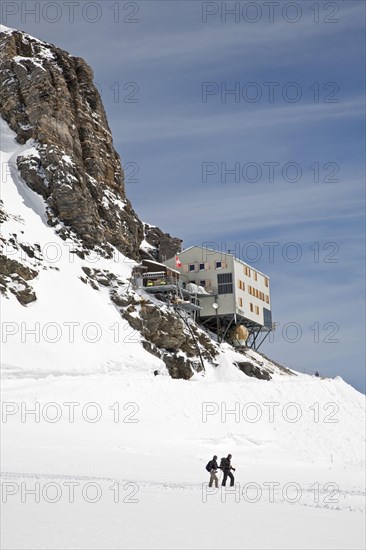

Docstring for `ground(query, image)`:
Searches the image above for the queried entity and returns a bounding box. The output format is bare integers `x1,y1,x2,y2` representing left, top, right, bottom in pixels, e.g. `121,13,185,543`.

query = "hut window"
218,273,233,294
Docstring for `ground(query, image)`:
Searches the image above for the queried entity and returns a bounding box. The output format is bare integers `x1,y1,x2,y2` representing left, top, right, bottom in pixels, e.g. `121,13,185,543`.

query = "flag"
175,255,182,268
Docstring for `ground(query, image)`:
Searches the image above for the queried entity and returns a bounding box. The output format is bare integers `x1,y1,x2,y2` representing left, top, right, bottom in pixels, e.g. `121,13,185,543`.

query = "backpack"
205,460,212,472
219,457,227,470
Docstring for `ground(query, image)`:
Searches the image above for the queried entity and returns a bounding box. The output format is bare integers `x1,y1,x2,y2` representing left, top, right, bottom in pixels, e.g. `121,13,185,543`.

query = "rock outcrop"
142,223,183,262
235,361,271,381
75,266,218,379
122,300,218,379
0,27,179,261
0,253,38,305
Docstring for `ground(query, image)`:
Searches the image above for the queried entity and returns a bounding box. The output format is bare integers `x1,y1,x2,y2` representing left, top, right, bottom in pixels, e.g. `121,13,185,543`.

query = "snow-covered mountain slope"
0,27,365,550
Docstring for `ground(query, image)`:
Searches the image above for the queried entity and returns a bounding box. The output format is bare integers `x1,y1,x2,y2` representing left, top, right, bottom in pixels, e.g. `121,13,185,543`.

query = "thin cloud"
116,98,364,144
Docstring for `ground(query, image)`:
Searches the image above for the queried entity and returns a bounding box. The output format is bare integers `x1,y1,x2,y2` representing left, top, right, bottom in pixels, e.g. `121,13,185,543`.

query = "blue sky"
2,0,365,392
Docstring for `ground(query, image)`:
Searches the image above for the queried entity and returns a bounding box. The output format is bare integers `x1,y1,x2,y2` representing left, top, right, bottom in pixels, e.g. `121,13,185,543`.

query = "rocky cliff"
0,27,179,261
0,26,210,379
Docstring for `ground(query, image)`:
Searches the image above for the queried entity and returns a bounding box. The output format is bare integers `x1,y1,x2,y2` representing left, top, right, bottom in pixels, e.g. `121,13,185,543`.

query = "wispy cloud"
136,176,364,238
115,98,364,144
96,1,366,67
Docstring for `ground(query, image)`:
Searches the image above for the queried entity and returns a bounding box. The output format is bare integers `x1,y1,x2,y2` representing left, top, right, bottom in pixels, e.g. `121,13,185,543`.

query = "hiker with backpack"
205,455,219,488
220,454,236,487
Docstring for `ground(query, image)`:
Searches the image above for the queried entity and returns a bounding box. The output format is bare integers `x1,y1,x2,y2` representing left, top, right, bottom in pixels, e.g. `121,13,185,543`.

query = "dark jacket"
223,457,233,471
208,459,218,472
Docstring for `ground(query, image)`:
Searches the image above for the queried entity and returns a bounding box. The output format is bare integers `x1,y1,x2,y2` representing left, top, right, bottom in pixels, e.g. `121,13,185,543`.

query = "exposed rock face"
121,300,218,379
124,301,217,352
162,354,200,380
235,361,271,381
139,302,186,349
0,254,37,305
142,223,183,262
234,351,295,380
0,28,179,260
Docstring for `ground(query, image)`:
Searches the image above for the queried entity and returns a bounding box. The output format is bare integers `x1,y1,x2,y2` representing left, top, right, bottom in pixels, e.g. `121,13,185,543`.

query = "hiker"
206,455,219,488
221,454,236,487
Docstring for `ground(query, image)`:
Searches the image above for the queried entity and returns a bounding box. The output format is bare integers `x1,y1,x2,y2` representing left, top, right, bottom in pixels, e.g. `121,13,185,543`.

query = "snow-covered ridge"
0,23,50,47
0,24,15,34
1,24,57,67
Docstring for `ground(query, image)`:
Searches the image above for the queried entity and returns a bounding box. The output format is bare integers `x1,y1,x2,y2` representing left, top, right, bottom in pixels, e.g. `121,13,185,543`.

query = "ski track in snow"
1,471,365,513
